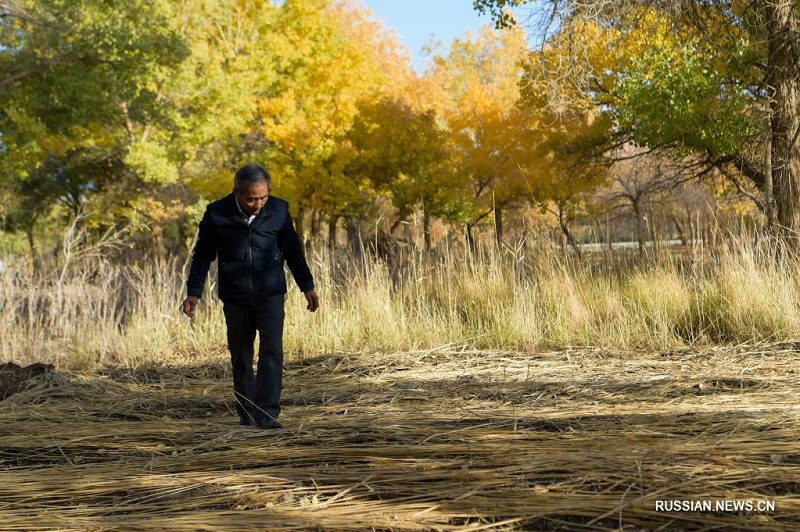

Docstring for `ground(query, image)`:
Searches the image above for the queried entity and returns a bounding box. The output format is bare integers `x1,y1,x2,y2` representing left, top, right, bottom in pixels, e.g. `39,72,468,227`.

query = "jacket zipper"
248,223,255,305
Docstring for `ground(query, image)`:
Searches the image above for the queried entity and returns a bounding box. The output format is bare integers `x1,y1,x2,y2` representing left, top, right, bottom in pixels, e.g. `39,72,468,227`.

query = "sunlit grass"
2,235,800,369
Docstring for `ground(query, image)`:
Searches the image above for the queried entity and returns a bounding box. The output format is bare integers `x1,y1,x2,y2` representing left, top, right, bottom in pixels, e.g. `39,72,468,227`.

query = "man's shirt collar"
234,196,257,225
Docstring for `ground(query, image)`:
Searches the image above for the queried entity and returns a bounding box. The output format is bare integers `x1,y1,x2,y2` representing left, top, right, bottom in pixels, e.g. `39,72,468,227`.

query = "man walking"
182,163,319,429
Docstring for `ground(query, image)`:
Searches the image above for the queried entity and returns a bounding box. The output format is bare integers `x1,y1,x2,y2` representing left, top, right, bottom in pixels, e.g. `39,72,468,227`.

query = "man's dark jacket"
187,194,314,305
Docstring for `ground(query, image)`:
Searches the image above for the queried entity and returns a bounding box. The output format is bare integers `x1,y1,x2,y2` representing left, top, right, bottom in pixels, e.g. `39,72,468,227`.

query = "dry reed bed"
1,344,799,530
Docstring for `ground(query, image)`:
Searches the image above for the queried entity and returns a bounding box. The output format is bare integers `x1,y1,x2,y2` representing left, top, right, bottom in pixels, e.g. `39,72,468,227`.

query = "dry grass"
4,236,800,367
1,343,799,530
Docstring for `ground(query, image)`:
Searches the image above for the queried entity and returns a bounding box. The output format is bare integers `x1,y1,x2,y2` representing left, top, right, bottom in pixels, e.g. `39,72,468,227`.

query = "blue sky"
361,0,497,72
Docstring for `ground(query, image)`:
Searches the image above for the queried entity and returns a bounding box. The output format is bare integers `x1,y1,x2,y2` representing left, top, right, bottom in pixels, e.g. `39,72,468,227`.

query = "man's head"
233,163,271,216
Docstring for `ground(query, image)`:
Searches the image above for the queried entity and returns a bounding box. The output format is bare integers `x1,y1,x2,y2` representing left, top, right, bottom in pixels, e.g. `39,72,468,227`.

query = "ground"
1,345,799,530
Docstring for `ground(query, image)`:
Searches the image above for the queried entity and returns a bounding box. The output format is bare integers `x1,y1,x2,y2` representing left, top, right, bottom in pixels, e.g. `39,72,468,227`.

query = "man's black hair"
234,163,271,191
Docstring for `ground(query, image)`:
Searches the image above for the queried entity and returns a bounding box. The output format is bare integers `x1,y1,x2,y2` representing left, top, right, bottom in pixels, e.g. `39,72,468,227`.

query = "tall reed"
2,234,799,369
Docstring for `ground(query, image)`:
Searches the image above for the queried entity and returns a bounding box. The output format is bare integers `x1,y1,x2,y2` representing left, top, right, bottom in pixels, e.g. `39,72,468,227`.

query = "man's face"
234,182,269,216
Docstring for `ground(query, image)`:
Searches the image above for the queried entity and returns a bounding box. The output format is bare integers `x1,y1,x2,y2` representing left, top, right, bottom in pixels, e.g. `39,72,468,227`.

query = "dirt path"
1,345,799,530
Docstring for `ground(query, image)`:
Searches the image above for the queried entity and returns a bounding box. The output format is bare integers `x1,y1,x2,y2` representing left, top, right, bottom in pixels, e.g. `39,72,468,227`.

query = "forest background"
2,0,800,367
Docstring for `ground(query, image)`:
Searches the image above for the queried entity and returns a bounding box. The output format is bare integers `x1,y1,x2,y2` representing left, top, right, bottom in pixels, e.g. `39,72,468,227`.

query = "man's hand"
304,290,319,312
182,296,199,318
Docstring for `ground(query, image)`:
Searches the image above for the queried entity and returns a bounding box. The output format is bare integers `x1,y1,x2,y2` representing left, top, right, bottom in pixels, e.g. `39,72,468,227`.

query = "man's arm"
183,209,217,317
278,210,318,312
304,289,320,312
183,295,200,318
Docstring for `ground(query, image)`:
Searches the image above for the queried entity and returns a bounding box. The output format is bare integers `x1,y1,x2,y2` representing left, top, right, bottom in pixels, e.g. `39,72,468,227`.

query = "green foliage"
0,0,187,133
474,0,790,231
613,44,757,157
472,0,524,28
167,0,282,199
0,0,189,238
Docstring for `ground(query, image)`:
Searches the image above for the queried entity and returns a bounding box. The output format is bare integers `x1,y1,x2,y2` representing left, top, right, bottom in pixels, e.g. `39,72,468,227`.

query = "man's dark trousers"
222,294,285,422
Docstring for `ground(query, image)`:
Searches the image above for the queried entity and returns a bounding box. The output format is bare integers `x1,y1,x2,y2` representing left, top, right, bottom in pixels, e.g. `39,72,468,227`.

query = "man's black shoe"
255,417,282,429
239,416,253,426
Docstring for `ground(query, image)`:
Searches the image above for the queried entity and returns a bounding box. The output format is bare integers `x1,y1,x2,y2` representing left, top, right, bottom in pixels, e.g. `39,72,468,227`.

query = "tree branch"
0,57,70,87
718,164,766,213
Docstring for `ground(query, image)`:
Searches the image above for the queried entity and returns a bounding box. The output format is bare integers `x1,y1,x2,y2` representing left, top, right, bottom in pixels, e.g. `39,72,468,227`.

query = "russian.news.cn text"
655,500,776,513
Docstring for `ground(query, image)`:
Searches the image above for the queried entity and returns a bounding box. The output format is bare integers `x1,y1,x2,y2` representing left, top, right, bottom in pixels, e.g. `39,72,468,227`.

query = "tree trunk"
423,204,432,251
25,221,41,276
767,0,800,250
465,223,476,252
558,206,582,260
328,215,339,251
295,205,306,245
649,209,659,253
632,198,646,256
672,216,688,246
764,134,775,227
494,205,503,247
347,216,362,259
310,210,322,239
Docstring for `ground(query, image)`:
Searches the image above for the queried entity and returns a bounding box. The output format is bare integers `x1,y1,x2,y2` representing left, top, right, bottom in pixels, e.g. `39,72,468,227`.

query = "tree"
0,0,188,261
344,97,461,250
1,0,413,259
600,147,693,254
766,1,800,246
166,0,284,201
519,99,611,258
253,0,412,242
475,0,800,251
425,26,532,247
